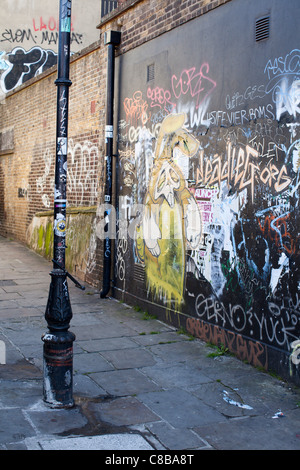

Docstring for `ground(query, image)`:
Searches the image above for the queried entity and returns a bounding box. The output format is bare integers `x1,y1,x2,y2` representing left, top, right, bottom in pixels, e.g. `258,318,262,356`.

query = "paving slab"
71,322,137,340
141,362,212,390
145,421,212,450
193,410,300,450
0,360,42,380
78,337,138,352
0,379,42,408
73,373,107,397
88,396,160,427
27,433,154,450
138,389,227,428
25,406,88,435
148,340,211,364
0,409,36,445
90,369,160,396
74,352,114,374
100,348,156,369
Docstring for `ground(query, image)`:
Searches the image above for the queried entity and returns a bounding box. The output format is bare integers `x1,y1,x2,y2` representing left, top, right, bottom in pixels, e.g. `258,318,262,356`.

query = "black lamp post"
42,0,82,408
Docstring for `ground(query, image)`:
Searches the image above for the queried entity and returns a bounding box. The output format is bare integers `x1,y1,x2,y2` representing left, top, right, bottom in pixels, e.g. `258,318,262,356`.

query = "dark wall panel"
114,0,300,384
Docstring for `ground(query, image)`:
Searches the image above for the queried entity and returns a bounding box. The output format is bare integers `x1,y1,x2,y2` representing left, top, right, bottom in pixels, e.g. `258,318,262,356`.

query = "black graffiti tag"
2,47,57,92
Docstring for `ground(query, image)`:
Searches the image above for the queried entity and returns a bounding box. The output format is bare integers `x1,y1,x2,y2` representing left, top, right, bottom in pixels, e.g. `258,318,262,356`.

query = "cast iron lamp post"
42,0,84,408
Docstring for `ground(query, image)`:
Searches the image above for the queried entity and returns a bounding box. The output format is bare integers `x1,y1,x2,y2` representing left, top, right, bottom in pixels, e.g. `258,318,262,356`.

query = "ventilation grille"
147,63,155,82
134,264,145,283
101,0,118,18
255,16,270,42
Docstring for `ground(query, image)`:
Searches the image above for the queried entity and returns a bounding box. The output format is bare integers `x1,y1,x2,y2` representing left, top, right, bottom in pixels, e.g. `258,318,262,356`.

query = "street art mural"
135,113,201,309
115,47,300,382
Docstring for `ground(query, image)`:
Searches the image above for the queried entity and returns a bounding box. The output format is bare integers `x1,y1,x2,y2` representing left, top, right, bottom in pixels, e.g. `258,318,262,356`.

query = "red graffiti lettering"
123,91,149,126
258,212,300,256
147,86,176,113
186,317,268,370
32,17,74,32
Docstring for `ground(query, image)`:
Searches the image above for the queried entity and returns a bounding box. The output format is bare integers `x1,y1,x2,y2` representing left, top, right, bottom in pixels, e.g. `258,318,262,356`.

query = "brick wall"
99,0,232,54
0,41,108,286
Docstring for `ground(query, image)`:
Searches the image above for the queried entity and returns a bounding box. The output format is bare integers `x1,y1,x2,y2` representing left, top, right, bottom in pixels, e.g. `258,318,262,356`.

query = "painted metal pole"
100,30,121,298
42,0,75,408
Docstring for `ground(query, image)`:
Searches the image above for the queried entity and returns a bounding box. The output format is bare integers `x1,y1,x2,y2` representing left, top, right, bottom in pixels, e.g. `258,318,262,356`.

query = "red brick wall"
0,42,107,286
99,0,232,54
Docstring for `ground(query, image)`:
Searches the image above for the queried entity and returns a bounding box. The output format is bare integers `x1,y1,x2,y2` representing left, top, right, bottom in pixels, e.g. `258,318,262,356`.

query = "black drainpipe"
100,30,121,298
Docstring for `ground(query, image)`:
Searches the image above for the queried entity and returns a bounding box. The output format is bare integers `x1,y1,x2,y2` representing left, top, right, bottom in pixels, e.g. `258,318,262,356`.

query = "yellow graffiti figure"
136,113,202,310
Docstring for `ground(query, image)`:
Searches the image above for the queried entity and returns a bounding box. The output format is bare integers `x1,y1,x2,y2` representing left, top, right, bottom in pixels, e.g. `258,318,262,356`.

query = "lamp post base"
42,329,76,408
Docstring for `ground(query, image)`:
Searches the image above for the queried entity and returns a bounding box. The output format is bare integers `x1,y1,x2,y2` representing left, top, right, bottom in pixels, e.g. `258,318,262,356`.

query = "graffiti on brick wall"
0,26,84,93
0,46,57,93
116,50,300,372
0,0,102,94
186,317,268,370
34,139,99,208
67,138,99,206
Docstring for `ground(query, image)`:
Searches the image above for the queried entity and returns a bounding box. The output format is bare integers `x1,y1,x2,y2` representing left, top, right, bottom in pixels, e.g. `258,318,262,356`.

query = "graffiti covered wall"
0,0,100,96
113,0,300,383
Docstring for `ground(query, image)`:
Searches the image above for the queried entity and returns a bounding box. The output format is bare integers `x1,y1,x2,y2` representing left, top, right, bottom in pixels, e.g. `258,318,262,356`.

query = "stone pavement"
0,235,300,451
